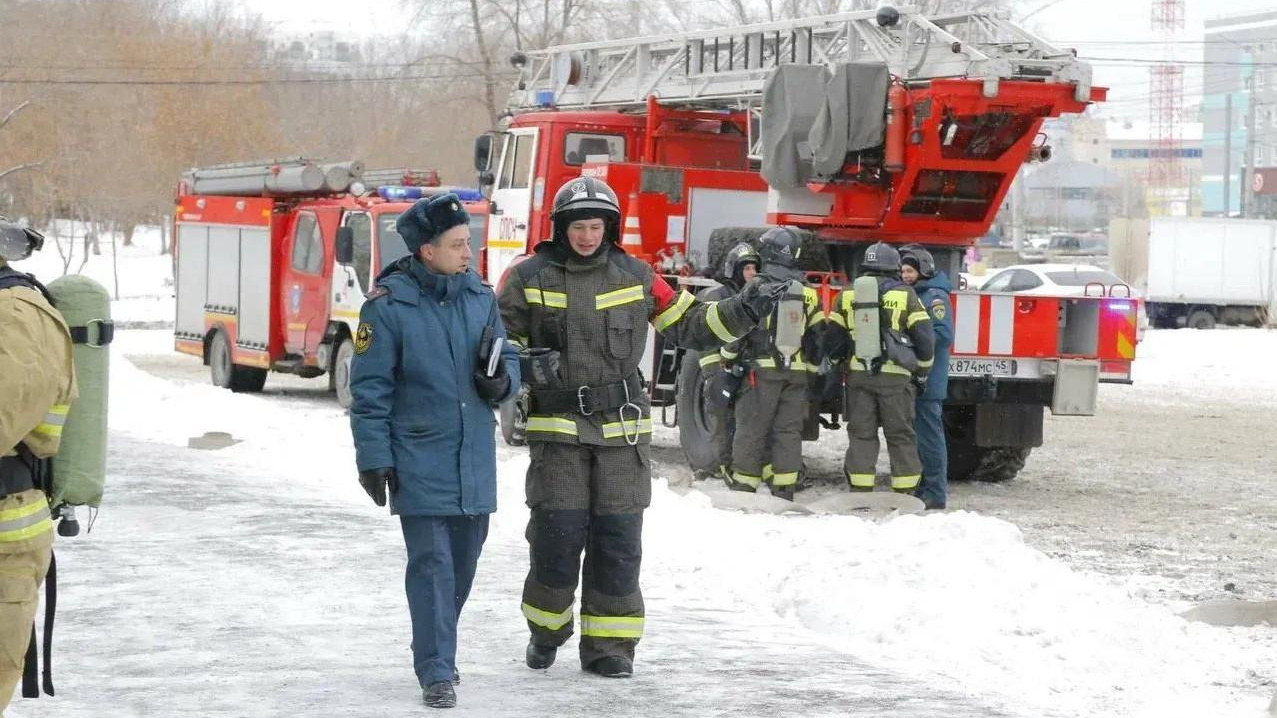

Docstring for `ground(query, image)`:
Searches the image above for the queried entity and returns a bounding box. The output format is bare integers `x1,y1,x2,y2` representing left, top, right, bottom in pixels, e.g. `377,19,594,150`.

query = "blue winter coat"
349,258,520,516
915,272,953,402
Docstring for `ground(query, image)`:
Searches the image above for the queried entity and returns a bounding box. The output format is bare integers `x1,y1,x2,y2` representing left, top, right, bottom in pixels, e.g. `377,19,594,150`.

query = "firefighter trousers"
521,441,650,667
914,399,948,506
730,370,807,489
0,491,53,716
400,514,489,688
844,372,921,492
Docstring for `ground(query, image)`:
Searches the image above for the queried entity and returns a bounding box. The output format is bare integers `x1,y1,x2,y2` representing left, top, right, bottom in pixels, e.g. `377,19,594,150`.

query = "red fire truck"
477,6,1140,482
172,159,489,407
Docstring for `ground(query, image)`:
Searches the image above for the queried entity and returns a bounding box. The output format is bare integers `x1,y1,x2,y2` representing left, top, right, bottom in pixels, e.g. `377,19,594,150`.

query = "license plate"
949,358,1018,377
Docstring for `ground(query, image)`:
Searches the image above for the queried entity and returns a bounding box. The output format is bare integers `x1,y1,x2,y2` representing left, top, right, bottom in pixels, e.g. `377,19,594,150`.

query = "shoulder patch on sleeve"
364,286,389,301
354,322,374,354
929,298,947,321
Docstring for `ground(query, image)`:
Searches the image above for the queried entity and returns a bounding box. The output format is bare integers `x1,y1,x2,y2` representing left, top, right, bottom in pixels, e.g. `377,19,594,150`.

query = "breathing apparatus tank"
47,275,112,535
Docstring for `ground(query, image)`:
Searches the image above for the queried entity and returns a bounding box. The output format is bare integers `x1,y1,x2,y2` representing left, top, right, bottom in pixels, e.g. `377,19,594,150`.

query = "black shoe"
526,640,557,669
923,499,947,511
724,476,757,492
771,485,795,501
423,681,456,709
584,655,633,678
451,670,460,686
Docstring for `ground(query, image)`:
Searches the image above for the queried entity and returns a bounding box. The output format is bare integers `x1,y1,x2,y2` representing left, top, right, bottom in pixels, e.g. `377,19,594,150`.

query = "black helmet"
550,176,621,244
860,242,901,275
0,217,44,262
899,243,937,279
758,226,803,269
721,242,760,287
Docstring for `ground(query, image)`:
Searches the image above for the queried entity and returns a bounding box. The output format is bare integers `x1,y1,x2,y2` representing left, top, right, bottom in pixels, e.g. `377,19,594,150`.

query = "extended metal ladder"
506,7,1093,115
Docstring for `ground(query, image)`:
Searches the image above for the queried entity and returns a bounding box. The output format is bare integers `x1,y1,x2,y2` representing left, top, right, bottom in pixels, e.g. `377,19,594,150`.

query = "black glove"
705,363,744,411
738,278,788,322
474,359,511,404
911,374,928,392
359,467,398,507
518,347,563,388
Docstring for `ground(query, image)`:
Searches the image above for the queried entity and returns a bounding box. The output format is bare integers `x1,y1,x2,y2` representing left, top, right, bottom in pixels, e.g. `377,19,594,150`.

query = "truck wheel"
499,386,529,447
209,330,267,394
676,351,733,479
333,338,355,409
1187,309,1216,330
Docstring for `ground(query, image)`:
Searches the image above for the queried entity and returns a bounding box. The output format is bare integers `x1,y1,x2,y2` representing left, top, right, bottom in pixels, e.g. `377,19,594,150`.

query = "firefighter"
828,242,935,493
349,194,521,709
0,218,75,715
722,228,825,500
498,176,781,678
697,242,761,478
900,244,953,510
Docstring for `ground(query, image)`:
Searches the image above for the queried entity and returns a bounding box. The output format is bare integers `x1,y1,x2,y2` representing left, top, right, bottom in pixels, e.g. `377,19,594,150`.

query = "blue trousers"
914,400,948,505
400,514,490,687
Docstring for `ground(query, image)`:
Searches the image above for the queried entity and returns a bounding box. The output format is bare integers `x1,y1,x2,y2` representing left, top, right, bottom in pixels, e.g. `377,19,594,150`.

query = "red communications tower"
1149,0,1185,214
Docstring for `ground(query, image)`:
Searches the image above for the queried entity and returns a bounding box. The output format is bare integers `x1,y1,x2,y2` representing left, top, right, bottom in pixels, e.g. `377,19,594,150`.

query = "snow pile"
643,488,1276,717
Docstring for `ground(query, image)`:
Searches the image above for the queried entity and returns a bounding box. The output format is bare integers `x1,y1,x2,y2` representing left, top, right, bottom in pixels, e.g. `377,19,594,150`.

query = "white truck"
1146,217,1277,329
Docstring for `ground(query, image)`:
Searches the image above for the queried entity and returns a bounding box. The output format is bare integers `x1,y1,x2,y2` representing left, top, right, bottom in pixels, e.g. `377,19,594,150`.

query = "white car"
977,263,1149,339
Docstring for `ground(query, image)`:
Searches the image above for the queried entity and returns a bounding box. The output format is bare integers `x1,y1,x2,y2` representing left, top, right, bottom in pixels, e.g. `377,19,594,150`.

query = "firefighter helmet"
757,227,803,269
721,242,761,286
899,243,937,279
0,217,44,262
550,176,621,243
860,242,901,275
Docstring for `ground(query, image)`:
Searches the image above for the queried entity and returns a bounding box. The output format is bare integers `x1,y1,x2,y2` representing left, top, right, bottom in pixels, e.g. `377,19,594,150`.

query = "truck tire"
705,227,830,276
1187,309,1216,330
499,386,529,447
676,351,733,479
332,337,355,409
209,330,267,394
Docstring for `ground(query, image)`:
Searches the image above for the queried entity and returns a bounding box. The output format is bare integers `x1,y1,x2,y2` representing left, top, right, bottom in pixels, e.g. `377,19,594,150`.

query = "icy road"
6,327,1267,718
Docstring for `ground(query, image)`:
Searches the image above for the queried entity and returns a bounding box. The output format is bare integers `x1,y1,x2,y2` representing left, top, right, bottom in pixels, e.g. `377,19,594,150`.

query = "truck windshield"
377,210,488,273
377,213,409,272
1046,270,1124,287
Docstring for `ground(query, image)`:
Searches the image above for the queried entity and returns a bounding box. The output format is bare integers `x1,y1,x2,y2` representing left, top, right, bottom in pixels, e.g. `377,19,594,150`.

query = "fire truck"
477,6,1141,483
172,159,489,407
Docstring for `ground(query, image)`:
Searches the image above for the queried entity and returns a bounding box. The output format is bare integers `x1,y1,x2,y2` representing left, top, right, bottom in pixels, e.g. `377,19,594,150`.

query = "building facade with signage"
1202,10,1277,216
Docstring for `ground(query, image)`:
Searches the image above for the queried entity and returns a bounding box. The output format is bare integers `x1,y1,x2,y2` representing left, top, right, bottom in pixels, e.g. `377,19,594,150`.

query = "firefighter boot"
423,681,457,709
770,484,795,501
585,655,634,678
526,639,558,669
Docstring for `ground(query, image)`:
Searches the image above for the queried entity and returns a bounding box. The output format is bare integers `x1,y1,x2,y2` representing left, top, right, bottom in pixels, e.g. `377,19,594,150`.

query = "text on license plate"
948,358,1018,376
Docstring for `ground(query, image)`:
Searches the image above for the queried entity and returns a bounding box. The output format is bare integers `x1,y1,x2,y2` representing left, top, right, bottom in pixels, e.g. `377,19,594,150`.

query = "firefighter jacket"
349,257,521,517
720,278,825,373
914,272,953,401
830,276,936,377
0,264,76,552
499,242,757,447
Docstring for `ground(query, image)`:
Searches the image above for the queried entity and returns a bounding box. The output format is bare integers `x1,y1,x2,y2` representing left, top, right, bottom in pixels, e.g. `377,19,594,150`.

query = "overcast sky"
215,0,1277,123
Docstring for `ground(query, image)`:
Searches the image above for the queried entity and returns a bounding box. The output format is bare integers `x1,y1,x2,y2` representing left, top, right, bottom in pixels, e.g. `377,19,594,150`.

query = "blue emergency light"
376,186,485,203
536,90,555,107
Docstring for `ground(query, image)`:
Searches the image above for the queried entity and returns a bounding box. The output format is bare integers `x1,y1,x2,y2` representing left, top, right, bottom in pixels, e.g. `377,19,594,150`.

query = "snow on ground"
8,223,174,326
8,238,1276,716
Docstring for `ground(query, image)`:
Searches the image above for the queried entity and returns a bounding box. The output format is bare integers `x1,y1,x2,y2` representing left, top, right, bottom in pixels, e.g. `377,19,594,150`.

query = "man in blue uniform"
349,193,520,709
900,244,953,510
